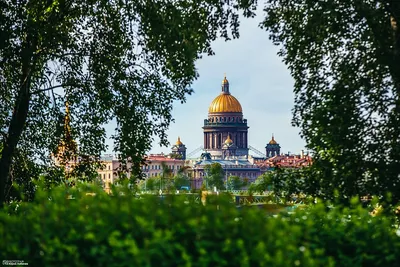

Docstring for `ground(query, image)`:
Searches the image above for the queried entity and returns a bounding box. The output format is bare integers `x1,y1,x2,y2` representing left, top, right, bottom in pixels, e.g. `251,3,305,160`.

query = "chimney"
301,150,304,159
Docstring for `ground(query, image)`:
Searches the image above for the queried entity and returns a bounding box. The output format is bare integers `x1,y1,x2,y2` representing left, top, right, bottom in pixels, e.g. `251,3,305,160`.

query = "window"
109,173,110,179
108,165,110,170
103,174,105,179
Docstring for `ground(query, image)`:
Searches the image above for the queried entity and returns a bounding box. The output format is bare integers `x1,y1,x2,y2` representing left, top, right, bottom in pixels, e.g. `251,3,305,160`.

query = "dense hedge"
1,185,400,266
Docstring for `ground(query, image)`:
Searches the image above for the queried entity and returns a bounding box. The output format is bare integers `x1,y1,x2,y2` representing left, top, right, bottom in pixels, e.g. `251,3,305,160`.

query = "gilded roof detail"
208,94,242,113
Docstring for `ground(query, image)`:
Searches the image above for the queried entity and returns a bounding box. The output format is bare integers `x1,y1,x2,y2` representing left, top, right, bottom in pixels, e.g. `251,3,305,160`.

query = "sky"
104,9,306,158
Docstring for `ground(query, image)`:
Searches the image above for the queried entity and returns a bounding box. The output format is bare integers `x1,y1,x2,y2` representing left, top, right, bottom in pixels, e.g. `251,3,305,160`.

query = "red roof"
256,155,312,169
144,154,184,163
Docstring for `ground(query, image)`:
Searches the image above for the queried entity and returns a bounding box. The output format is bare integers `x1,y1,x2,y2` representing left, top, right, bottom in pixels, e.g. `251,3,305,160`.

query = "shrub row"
1,185,399,267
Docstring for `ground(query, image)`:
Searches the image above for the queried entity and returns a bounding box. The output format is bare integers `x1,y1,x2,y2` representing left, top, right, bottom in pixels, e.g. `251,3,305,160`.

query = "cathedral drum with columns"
203,75,249,159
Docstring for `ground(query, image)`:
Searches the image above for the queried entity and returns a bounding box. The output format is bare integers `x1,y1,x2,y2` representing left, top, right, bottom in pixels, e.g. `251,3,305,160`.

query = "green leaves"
262,0,400,203
0,0,259,203
1,184,400,266
227,175,247,190
204,163,225,190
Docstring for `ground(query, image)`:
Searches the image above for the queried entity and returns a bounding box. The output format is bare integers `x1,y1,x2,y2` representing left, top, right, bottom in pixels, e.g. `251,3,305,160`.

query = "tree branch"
30,84,80,95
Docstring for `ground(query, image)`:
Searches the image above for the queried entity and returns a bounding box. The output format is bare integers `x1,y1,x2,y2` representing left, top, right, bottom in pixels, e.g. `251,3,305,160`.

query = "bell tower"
55,101,77,165
171,137,187,160
266,134,281,158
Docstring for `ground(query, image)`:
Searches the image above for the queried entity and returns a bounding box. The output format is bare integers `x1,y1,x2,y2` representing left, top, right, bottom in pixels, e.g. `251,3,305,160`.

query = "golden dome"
175,136,183,146
208,94,242,113
269,135,277,145
209,74,242,113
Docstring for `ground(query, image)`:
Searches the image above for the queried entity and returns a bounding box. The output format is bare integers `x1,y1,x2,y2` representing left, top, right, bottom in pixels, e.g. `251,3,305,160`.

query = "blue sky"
105,10,306,157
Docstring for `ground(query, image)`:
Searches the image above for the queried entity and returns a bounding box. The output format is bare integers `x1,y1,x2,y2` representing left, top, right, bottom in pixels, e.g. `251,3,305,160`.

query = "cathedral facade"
203,75,249,159
185,75,268,188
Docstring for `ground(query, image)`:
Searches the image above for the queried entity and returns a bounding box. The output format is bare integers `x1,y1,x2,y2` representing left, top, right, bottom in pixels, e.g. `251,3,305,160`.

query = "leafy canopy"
204,163,225,190
262,0,400,202
0,0,258,204
227,175,248,190
2,183,400,266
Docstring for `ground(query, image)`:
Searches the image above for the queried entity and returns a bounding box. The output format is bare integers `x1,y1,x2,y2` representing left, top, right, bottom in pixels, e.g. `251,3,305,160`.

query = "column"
233,133,237,146
214,133,217,149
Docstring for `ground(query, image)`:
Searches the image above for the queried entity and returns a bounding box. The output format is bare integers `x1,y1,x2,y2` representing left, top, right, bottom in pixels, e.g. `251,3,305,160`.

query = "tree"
0,0,258,205
173,174,190,190
249,168,307,203
248,172,273,194
174,165,191,190
138,176,159,192
262,0,400,203
227,175,247,190
204,163,225,190
160,162,173,192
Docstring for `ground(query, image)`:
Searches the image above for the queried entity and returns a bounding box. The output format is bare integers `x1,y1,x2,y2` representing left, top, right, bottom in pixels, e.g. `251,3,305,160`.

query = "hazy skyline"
105,10,307,157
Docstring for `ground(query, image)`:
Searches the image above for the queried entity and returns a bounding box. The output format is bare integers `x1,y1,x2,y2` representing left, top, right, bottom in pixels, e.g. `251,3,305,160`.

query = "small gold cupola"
224,134,233,145
221,73,229,94
176,136,183,146
268,134,277,145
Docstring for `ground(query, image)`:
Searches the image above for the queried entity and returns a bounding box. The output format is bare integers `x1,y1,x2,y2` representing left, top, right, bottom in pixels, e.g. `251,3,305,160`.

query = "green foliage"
262,1,400,203
1,184,400,266
249,168,309,199
204,163,225,190
248,172,273,194
173,174,191,190
227,175,247,190
0,0,259,204
138,177,158,192
138,172,190,193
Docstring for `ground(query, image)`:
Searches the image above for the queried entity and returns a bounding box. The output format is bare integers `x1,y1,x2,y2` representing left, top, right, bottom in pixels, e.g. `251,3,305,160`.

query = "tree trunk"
0,35,35,207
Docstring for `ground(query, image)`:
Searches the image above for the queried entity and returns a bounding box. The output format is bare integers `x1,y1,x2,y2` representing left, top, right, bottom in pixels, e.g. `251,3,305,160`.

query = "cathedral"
171,75,282,189
203,75,249,158
54,76,291,192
